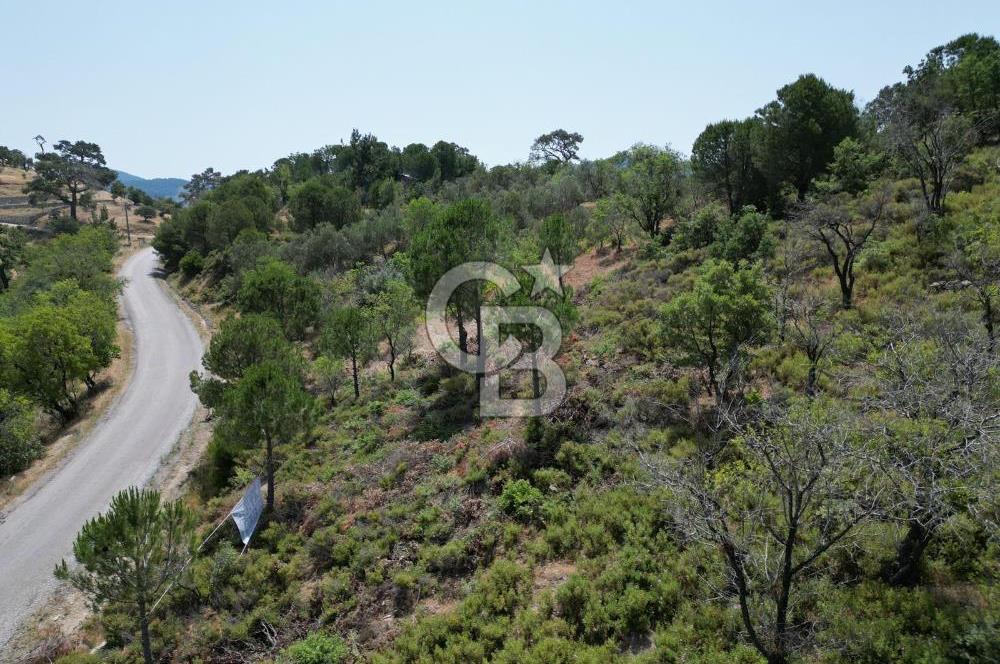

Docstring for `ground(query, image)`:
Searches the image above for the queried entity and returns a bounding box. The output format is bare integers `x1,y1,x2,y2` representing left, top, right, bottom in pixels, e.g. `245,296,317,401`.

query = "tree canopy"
24,140,116,220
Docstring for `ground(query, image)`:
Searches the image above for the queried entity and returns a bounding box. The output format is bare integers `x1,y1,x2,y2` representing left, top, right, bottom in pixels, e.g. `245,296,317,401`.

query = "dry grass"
0,166,166,236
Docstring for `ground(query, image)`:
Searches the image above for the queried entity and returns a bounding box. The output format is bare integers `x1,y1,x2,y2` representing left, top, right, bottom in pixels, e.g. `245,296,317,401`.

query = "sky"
2,1,997,178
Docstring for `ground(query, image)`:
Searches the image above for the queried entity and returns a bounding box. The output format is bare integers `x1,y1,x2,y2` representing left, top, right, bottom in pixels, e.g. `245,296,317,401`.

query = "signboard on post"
230,477,263,548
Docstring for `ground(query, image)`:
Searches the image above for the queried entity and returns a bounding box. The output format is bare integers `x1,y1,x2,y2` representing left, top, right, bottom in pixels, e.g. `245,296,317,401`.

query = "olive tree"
642,398,877,664
797,186,890,310
859,310,1000,586
618,144,684,239
369,279,418,381
322,305,375,398
660,259,773,405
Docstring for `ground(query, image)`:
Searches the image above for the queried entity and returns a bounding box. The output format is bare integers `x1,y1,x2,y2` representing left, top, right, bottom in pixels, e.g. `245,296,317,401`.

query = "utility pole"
123,201,132,245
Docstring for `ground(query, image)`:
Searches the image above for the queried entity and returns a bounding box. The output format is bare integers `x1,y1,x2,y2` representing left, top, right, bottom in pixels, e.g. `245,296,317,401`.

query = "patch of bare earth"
564,245,632,295
408,246,631,365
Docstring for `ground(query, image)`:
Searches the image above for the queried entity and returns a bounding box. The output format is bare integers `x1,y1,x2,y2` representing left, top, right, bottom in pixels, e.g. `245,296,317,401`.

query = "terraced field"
0,167,161,236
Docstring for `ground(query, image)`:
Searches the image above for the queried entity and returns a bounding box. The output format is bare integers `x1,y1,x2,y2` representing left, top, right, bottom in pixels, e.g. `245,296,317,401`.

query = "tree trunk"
475,295,484,392
351,352,360,398
883,520,932,586
0,268,8,291
724,541,773,664
806,363,817,398
138,601,153,664
707,363,721,404
773,519,797,664
265,432,275,514
532,358,541,399
388,345,396,382
456,307,468,360
839,278,852,310
69,191,78,221
983,293,995,352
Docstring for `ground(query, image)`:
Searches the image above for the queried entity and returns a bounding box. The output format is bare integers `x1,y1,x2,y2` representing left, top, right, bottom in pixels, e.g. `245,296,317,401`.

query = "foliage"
660,259,772,403
289,176,362,231
649,398,877,664
617,144,684,239
0,226,27,292
55,487,196,664
692,118,767,213
711,206,775,263
237,258,321,340
757,74,859,199
5,303,102,420
282,632,349,664
497,479,544,522
0,388,40,476
136,204,157,222
24,140,116,220
86,38,1000,664
321,304,376,398
200,313,292,384
217,356,314,512
179,249,205,277
586,197,630,252
530,129,584,165
312,355,347,405
538,212,579,271
368,279,418,381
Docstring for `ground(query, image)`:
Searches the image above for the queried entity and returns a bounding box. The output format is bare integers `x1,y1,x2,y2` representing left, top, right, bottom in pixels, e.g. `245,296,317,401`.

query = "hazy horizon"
4,0,997,178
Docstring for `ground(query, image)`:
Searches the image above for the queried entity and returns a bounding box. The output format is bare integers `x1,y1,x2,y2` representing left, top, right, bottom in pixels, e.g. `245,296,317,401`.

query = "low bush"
282,632,349,664
179,249,205,277
498,479,544,522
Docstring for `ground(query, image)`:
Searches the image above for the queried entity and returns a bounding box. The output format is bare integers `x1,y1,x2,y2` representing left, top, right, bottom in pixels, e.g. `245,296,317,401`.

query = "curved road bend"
0,247,203,651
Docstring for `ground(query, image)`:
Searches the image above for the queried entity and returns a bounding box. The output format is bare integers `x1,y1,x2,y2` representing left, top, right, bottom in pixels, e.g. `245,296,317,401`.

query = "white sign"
230,478,263,545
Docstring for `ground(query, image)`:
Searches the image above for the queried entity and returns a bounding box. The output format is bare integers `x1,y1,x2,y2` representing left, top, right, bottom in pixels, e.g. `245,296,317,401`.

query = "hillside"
13,32,1000,664
114,170,187,201
0,167,164,237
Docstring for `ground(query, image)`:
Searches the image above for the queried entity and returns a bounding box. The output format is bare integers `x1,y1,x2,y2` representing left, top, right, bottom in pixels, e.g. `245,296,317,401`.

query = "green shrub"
420,538,471,575
282,632,348,664
0,389,40,477
814,582,986,663
498,479,544,522
533,468,573,492
54,654,101,664
555,442,611,481
461,559,533,618
179,249,205,277
555,548,681,645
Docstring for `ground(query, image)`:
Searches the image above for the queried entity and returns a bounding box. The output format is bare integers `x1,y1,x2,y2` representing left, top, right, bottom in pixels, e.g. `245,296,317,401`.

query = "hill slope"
114,170,187,200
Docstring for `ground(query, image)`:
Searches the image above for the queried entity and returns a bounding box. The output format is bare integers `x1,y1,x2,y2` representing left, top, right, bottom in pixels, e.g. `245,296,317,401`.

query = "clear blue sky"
3,1,996,178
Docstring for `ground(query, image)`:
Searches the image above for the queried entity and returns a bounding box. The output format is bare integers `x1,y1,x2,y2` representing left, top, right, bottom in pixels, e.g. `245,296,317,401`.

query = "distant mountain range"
114,170,188,201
